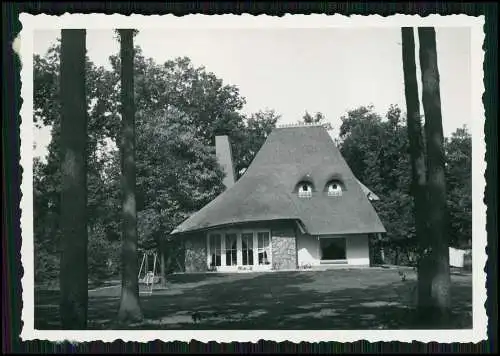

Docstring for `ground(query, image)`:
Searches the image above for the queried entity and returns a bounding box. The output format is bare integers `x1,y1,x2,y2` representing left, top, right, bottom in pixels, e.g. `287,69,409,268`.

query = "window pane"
209,234,222,267
242,233,253,249
225,233,237,266
257,232,270,265
242,233,253,266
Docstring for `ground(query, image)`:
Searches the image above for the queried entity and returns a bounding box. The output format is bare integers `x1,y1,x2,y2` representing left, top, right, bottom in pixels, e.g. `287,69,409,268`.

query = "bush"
88,226,121,283
34,242,59,287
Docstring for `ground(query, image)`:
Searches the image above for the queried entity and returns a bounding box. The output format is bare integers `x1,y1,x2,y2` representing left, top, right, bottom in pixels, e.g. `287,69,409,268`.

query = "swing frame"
138,249,159,295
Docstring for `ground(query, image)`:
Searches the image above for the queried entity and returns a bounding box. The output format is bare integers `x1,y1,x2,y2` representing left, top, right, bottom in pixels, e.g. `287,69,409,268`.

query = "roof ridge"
276,122,327,129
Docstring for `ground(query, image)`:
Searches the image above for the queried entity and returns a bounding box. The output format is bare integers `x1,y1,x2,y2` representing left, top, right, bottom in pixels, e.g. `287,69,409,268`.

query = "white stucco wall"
297,233,321,266
296,233,370,266
449,247,467,268
345,234,370,266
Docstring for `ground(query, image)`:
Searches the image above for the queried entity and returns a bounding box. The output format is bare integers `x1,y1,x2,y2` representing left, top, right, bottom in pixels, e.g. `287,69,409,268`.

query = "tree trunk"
117,29,143,324
401,27,433,318
59,29,88,329
418,27,451,325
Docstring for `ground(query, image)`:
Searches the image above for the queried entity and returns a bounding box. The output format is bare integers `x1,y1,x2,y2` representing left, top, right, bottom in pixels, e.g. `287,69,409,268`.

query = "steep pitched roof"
355,178,380,201
171,125,386,236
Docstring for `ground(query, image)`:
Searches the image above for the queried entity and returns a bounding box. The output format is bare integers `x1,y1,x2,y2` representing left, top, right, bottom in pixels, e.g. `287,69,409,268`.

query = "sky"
33,27,471,159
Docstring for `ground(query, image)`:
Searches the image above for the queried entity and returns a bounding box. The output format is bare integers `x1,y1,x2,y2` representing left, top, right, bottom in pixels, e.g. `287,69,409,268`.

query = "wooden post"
160,239,166,286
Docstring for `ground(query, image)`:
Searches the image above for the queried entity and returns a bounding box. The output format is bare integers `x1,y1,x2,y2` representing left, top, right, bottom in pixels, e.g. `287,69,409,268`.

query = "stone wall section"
271,228,297,270
184,234,207,272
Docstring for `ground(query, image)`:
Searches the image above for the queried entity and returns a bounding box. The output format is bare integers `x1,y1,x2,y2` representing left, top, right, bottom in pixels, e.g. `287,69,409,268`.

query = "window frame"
207,233,223,267
241,232,254,266
224,232,238,266
319,236,348,264
327,182,343,197
257,231,272,266
297,182,314,198
325,179,344,197
206,228,272,271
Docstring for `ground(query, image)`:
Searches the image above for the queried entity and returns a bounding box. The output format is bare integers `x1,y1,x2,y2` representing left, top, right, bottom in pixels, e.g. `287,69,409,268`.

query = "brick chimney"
215,135,236,189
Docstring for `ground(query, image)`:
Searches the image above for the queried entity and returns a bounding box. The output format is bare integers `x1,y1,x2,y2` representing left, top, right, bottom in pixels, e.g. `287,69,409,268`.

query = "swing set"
138,249,161,295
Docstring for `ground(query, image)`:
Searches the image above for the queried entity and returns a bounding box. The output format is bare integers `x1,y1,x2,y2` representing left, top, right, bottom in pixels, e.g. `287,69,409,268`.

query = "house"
169,124,386,272
449,246,471,269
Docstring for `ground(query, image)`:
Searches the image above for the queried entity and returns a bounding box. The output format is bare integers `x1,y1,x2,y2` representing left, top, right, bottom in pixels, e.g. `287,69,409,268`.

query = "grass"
34,268,472,330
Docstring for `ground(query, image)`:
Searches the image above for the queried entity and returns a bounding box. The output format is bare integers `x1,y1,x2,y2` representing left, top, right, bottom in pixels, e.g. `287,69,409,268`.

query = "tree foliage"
33,42,123,286
339,105,415,263
445,126,472,249
33,37,471,289
232,109,280,177
298,110,332,130
136,109,226,244
33,42,278,286
339,105,472,264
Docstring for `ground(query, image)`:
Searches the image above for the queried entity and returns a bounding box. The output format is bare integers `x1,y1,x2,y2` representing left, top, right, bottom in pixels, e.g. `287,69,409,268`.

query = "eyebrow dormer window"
327,181,343,197
297,182,313,198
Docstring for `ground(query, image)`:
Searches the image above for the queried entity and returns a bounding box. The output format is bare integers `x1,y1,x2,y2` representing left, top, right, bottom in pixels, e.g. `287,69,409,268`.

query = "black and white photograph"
20,14,486,343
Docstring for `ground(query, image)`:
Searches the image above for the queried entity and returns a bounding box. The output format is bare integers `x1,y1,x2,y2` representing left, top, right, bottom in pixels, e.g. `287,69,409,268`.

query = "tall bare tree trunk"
59,29,88,329
401,27,432,318
117,29,143,324
418,27,451,325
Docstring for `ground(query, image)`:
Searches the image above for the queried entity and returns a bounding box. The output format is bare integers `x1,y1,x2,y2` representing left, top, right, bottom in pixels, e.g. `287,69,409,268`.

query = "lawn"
34,267,472,330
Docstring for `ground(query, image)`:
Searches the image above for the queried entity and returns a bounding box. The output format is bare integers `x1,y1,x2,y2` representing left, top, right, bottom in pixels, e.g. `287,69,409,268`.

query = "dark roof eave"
168,218,308,238
168,219,385,238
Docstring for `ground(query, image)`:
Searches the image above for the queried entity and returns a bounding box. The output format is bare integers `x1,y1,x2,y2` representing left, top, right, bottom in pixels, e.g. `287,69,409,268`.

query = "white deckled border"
18,13,487,344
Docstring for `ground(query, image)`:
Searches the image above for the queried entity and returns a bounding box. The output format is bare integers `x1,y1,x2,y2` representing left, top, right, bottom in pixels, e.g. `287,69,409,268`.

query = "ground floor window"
320,237,347,260
207,230,271,268
257,232,271,265
241,233,254,266
209,233,222,267
225,233,238,266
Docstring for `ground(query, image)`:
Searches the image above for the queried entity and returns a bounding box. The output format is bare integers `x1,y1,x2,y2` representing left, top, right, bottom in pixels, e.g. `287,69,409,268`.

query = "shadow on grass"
35,270,472,330
165,272,235,284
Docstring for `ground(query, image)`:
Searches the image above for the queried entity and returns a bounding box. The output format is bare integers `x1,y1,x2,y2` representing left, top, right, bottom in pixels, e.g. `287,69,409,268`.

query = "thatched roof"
171,125,386,236
355,178,380,201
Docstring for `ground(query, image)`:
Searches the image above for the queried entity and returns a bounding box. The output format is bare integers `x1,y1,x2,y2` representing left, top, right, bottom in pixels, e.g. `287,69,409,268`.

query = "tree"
445,126,472,249
117,29,143,324
401,27,431,318
135,108,226,245
33,43,281,289
232,109,280,177
338,105,416,264
418,27,451,323
299,111,332,130
33,157,60,284
34,41,123,287
59,29,88,329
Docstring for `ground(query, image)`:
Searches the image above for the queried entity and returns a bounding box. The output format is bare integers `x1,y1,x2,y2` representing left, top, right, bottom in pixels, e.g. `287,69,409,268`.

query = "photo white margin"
18,13,487,344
